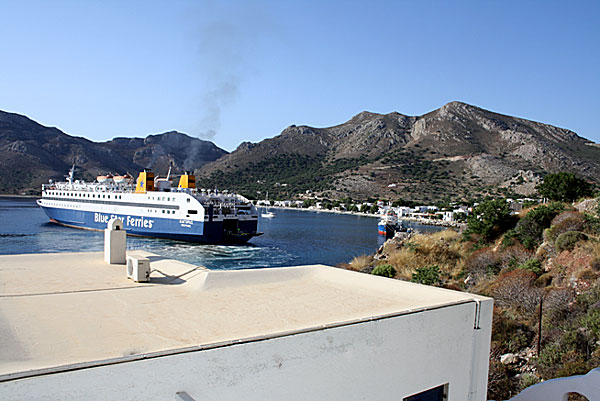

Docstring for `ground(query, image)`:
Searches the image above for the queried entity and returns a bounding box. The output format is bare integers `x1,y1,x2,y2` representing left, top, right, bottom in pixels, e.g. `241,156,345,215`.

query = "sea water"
0,197,443,269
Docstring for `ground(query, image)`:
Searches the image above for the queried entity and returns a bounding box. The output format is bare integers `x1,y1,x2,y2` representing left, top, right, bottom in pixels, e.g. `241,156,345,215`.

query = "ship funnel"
178,173,196,189
136,171,155,193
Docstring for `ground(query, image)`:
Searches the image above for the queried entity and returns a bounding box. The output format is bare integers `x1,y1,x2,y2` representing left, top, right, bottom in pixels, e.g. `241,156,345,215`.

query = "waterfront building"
0,252,493,400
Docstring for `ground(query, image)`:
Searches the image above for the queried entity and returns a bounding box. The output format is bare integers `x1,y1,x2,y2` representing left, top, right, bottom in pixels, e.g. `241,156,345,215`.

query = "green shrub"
371,264,396,278
555,231,588,253
583,213,600,235
518,373,540,391
536,342,563,378
518,258,543,276
411,265,441,286
513,203,565,249
501,228,518,248
465,199,516,242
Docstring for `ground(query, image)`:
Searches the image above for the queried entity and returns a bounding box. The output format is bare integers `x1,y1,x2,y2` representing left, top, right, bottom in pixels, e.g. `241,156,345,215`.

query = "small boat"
378,211,413,238
378,211,398,238
261,211,275,218
261,192,275,218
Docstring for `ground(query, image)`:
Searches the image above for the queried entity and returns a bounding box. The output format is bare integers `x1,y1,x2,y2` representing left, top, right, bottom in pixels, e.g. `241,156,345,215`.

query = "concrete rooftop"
0,251,486,380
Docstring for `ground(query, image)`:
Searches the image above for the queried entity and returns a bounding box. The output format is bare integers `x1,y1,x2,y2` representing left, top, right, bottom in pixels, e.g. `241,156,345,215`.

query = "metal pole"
537,296,543,355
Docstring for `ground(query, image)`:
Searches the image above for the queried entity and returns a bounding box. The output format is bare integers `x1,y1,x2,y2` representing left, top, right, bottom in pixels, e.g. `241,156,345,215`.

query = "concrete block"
104,218,126,264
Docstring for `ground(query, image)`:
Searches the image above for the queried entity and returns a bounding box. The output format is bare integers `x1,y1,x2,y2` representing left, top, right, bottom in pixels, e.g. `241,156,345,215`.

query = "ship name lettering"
126,215,154,229
94,213,109,223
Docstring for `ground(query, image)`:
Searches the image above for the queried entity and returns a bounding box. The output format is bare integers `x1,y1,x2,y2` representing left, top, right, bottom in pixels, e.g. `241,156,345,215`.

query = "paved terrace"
0,251,487,380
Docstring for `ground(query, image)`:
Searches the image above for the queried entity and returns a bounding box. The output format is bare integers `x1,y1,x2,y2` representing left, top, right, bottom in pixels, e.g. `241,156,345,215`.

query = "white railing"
506,367,600,401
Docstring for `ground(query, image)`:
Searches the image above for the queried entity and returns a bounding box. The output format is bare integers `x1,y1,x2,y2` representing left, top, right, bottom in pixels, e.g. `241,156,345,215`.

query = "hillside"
342,197,600,400
0,111,227,194
198,102,600,202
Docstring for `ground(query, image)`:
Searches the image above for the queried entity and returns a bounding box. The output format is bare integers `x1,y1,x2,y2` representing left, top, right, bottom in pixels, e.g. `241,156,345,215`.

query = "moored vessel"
378,211,412,238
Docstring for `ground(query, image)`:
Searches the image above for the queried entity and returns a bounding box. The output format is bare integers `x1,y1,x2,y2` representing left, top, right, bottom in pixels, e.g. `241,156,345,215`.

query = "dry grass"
348,254,374,272
385,229,469,280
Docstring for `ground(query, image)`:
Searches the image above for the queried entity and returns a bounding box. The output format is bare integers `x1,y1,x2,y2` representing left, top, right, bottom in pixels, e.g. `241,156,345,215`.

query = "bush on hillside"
499,244,533,270
518,258,543,276
411,265,441,286
511,203,565,250
493,269,541,314
583,212,600,235
555,231,588,253
464,247,501,282
465,199,516,242
545,212,585,243
371,264,396,278
544,287,576,326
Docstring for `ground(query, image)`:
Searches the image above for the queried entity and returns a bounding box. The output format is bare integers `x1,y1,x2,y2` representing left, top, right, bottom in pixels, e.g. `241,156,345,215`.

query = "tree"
466,199,515,242
537,172,594,202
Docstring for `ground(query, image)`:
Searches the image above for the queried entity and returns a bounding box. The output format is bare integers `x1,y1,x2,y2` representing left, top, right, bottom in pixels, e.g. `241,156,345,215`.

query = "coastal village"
257,197,539,228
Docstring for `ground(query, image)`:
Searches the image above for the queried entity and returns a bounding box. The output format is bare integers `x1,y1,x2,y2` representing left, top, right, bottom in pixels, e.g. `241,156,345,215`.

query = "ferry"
37,166,261,244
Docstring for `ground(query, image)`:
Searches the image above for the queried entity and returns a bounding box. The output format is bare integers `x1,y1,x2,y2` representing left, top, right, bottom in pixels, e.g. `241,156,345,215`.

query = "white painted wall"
1,300,493,401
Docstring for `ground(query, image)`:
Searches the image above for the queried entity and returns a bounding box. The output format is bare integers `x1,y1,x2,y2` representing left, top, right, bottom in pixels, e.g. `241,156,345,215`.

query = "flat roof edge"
0,298,483,383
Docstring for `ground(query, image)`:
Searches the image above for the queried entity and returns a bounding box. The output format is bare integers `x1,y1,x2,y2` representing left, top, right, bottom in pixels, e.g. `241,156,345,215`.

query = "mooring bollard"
104,218,126,264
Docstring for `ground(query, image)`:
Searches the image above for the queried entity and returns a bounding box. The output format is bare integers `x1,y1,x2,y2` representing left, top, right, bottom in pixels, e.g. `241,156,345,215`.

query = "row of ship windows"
148,196,188,203
42,197,179,210
146,209,177,214
47,191,123,200
46,192,190,203
44,202,81,208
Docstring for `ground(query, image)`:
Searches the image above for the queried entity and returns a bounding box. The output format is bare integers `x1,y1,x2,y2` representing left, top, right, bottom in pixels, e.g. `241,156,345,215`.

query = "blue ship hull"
40,206,259,244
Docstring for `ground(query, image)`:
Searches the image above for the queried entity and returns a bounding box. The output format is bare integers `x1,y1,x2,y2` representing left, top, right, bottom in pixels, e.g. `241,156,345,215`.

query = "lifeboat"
96,174,113,184
113,173,133,185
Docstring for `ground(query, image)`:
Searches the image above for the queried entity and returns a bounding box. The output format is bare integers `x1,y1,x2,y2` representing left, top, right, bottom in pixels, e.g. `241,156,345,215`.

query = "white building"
0,252,493,401
397,206,413,217
442,211,454,222
274,200,292,207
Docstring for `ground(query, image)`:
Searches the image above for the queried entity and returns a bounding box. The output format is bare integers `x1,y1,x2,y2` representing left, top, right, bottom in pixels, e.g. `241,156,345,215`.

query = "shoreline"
264,205,464,229
0,195,463,229
0,194,39,199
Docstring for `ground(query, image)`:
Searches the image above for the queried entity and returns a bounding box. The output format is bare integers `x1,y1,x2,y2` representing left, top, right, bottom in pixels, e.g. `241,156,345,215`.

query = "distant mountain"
102,131,227,175
0,110,227,194
198,102,600,202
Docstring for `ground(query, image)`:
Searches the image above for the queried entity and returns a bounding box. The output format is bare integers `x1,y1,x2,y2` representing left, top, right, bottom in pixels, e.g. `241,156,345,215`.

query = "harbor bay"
0,197,442,269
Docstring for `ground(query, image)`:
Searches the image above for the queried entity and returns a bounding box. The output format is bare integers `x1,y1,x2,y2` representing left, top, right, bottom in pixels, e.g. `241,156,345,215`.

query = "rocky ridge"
198,101,600,201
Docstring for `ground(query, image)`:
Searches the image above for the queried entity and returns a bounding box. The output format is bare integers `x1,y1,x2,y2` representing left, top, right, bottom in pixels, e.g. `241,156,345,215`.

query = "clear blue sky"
1,0,599,151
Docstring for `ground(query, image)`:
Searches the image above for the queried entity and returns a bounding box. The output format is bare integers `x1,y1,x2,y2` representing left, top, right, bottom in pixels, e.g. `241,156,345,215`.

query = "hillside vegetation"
341,178,600,399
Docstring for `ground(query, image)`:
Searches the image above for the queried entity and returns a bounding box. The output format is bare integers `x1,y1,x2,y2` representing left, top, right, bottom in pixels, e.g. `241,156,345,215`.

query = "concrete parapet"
104,218,126,264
